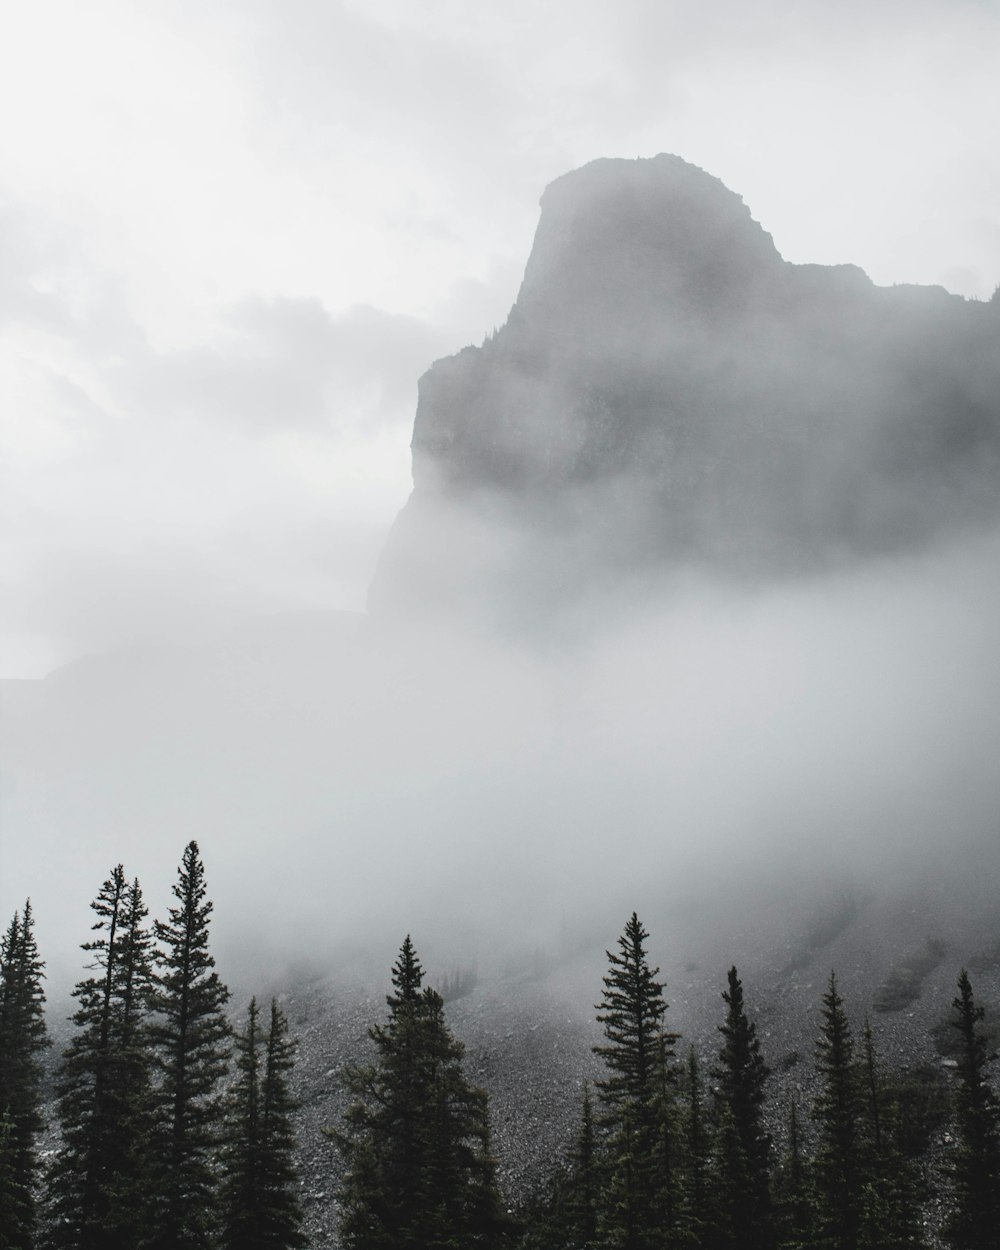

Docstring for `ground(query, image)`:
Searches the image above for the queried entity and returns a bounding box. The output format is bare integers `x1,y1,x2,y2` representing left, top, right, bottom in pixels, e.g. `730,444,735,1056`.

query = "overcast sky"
2,0,999,677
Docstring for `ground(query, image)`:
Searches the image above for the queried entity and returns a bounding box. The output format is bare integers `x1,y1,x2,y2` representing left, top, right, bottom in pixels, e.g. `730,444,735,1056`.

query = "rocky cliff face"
371,155,1000,621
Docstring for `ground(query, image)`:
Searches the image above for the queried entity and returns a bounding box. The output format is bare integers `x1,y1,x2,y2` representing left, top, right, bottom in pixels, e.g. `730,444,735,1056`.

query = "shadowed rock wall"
372,154,1000,622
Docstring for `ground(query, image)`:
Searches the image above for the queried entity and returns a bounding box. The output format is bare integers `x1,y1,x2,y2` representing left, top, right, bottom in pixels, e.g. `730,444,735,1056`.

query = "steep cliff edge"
371,154,1000,621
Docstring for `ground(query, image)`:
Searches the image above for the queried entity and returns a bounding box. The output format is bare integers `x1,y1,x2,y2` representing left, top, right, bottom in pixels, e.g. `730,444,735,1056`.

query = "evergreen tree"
336,935,509,1249
812,972,863,1250
259,1001,306,1246
652,1029,682,1244
860,1019,882,1156
220,998,306,1250
0,901,48,1250
857,1019,926,1250
711,966,774,1250
562,1083,599,1249
510,1178,563,1250
945,970,1000,1250
146,841,231,1250
45,868,155,1250
593,913,675,1250
773,1101,815,1250
0,1113,31,1250
707,1102,752,1250
679,1046,711,1244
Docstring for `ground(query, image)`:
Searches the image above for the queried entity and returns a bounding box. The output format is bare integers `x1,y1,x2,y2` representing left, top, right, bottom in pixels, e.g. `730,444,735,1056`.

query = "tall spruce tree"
45,868,155,1250
219,997,306,1250
563,1083,599,1249
653,1029,682,1244
0,1113,28,1247
812,972,863,1250
946,970,1000,1250
0,901,48,1250
593,913,675,1250
773,1101,815,1250
336,935,509,1249
679,1046,710,1244
857,1018,926,1250
711,966,774,1250
708,1103,752,1250
860,1019,882,1157
146,841,231,1250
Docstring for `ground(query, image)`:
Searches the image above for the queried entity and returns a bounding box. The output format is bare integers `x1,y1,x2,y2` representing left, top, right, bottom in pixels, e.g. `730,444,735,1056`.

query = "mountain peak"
371,156,1000,623
518,155,782,327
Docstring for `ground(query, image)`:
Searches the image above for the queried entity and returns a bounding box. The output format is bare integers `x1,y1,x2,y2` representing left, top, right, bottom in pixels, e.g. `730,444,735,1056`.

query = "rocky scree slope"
281,878,1000,1246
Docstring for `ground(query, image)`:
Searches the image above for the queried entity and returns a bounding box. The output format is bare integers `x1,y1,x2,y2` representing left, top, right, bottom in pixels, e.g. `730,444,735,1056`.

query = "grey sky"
2,0,999,675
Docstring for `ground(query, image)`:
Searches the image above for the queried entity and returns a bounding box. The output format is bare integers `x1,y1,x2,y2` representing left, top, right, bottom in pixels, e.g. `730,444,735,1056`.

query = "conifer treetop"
154,841,215,961
0,898,49,1250
0,899,48,1075
389,935,423,1007
714,965,770,1116
594,912,670,1102
815,971,853,1073
336,936,508,1249
146,842,231,1250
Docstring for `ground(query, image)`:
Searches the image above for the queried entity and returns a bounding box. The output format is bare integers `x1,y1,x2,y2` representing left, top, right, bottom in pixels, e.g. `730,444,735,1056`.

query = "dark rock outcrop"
372,155,1000,621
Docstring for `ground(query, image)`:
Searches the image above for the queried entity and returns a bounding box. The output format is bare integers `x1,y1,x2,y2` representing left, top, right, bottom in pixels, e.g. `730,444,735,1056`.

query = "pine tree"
812,972,863,1250
45,868,155,1250
593,913,675,1250
258,1001,306,1247
773,1101,815,1250
0,901,48,1250
711,966,774,1250
220,998,306,1250
708,1102,752,1250
652,1029,682,1244
679,1046,710,1244
946,970,1000,1250
146,841,231,1250
0,1112,31,1250
857,1018,926,1250
562,1083,599,1249
336,935,509,1249
860,1019,882,1157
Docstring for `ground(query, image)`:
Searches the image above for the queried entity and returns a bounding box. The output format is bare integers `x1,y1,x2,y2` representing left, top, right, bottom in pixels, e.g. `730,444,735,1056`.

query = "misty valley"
3,156,1000,1248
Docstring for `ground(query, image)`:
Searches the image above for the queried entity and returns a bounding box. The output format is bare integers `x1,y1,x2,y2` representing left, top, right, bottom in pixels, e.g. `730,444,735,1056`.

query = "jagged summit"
372,155,1000,621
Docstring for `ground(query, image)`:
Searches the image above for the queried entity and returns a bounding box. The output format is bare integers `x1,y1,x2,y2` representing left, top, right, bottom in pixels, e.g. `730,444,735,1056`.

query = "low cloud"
5,525,1000,998
0,280,440,670
121,298,444,435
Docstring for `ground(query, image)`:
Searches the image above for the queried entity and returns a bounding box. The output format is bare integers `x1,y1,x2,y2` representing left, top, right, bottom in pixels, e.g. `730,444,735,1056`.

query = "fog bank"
4,523,999,1001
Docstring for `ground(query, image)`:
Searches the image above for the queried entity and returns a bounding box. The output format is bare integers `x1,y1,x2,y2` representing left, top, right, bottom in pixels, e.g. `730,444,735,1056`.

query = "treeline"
0,846,511,1250
519,912,1000,1250
0,844,305,1250
2,874,999,1250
